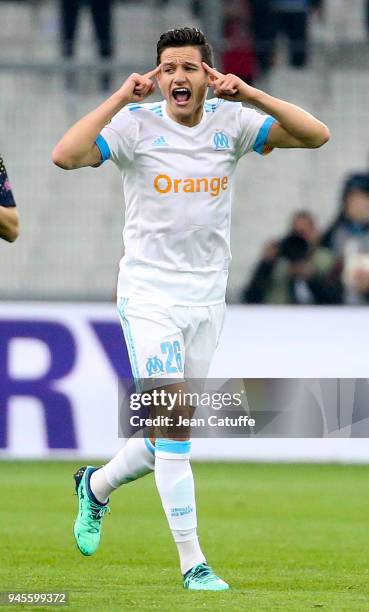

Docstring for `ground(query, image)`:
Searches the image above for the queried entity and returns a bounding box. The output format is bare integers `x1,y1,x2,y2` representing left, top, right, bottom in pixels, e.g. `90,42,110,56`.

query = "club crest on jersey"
146,355,164,376
213,130,231,151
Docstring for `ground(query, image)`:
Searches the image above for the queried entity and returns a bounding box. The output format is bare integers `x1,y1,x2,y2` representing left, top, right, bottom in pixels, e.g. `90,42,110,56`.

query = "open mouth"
172,87,192,105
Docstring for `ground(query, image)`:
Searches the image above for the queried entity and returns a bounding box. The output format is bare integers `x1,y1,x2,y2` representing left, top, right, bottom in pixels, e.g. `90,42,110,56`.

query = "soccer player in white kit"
52,27,329,591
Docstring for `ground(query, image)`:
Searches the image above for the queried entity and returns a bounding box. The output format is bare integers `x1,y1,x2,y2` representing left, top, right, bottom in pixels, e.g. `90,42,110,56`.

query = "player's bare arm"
202,62,330,150
52,65,161,170
0,206,19,242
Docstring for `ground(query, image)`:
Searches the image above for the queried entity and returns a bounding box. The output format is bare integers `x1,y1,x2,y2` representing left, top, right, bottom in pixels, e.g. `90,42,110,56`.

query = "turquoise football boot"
73,466,109,556
183,562,230,591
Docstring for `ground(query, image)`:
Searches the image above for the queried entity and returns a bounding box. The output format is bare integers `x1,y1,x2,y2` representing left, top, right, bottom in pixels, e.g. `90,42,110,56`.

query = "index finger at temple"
144,64,162,79
202,62,223,77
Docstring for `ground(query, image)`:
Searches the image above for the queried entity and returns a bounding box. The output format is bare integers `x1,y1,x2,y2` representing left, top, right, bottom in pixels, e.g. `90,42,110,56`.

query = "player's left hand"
202,62,254,102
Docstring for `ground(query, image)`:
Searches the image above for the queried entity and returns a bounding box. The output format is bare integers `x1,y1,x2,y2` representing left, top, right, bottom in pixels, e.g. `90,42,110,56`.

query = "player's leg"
86,299,172,504
124,304,208,582
154,425,228,590
90,436,155,503
73,300,183,555
114,302,213,582
177,302,229,590
152,304,228,589
148,380,206,576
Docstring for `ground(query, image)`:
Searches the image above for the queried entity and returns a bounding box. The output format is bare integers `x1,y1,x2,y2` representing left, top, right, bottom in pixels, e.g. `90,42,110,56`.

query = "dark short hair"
342,173,369,202
156,27,214,67
292,210,315,223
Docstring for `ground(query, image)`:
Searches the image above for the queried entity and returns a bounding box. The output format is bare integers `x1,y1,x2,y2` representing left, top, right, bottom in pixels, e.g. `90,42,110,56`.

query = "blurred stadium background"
0,0,368,300
0,0,369,460
0,2,369,459
1,3,369,608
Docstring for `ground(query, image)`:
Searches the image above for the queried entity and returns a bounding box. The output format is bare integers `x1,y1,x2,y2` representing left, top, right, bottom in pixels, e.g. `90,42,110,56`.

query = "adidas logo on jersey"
152,136,169,147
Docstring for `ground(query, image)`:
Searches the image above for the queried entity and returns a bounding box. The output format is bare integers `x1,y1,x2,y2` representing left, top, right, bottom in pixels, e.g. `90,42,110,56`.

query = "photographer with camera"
241,210,342,304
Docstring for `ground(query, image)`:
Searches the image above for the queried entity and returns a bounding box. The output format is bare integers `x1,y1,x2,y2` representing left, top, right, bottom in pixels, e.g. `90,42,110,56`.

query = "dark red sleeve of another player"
0,155,16,207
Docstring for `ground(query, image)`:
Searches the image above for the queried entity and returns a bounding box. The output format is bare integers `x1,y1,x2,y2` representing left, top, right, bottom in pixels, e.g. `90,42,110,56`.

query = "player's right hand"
117,65,161,104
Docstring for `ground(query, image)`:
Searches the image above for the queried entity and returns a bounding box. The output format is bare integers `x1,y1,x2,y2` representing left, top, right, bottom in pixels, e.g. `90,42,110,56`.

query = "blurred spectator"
248,0,276,76
249,0,324,72
270,0,323,68
322,173,369,305
0,154,19,242
242,210,342,304
59,0,114,91
222,1,258,84
290,209,320,244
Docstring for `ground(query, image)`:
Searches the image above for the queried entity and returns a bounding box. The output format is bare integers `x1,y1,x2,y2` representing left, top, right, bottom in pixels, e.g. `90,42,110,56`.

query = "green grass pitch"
1,461,369,611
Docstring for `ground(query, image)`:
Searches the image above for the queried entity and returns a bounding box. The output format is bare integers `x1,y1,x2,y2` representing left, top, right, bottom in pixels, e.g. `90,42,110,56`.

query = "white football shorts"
117,298,226,386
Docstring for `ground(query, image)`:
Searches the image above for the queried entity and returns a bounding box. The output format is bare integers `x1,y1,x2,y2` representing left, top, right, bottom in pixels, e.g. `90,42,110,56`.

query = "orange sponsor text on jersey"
154,174,229,197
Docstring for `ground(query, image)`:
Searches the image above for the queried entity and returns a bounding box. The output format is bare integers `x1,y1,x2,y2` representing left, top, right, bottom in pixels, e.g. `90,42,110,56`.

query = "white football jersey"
97,98,275,305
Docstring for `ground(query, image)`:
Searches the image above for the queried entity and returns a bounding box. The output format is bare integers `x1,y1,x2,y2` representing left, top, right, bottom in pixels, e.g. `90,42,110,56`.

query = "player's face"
157,46,208,126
